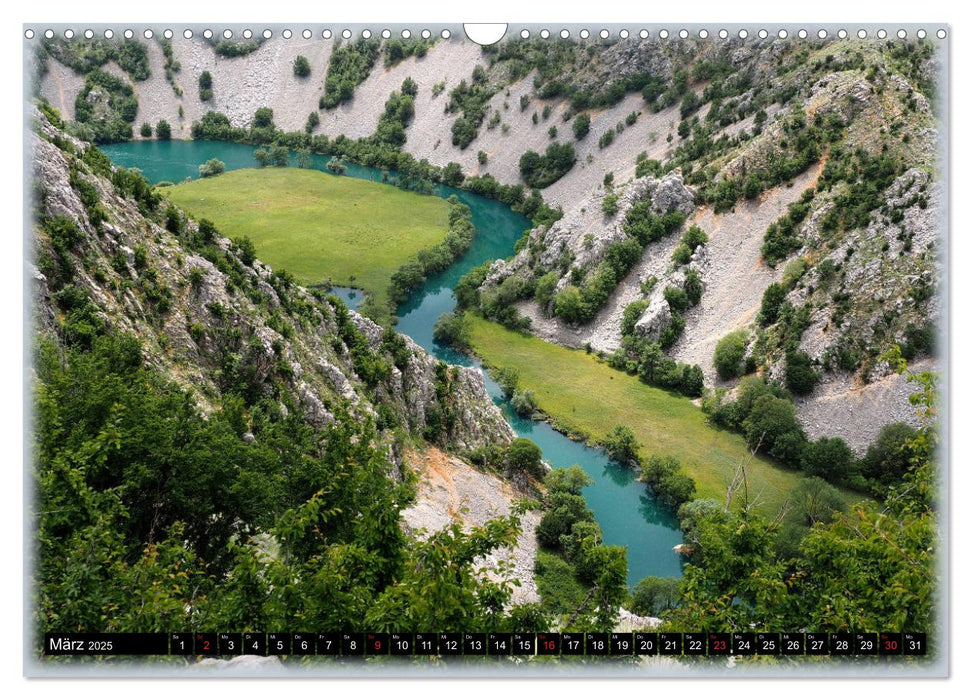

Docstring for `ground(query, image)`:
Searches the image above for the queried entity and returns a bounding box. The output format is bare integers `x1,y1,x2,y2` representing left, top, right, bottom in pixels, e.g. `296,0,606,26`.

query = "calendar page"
23,21,948,678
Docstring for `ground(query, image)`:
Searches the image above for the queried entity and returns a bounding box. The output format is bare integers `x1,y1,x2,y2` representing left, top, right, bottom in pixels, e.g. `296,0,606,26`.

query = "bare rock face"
634,298,672,342
375,321,515,452
401,448,540,604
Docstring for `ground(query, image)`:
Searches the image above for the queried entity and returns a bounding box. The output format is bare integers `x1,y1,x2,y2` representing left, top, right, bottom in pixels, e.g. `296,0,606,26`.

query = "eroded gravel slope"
401,446,540,605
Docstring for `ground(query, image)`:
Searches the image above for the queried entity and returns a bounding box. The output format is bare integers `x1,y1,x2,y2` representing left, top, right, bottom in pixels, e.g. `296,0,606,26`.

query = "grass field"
466,315,859,517
166,168,451,316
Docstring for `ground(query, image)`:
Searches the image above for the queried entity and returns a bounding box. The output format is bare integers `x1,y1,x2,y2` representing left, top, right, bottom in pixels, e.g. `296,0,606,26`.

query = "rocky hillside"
30,107,547,603
33,33,943,454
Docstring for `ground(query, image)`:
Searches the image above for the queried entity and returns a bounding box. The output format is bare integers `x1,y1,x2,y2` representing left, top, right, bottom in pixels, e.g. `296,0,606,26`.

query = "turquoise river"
101,140,684,586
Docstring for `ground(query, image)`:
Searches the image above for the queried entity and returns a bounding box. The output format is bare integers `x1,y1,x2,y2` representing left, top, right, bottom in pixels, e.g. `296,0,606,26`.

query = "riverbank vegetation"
463,314,850,518
186,106,560,230
533,466,628,629
165,168,451,324
665,357,937,636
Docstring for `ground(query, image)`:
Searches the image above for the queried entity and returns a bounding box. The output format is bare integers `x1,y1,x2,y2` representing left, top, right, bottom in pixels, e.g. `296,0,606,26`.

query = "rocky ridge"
31,107,513,470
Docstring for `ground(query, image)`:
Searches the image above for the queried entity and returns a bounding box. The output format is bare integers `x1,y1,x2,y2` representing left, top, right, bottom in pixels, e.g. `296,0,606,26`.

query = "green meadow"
466,314,859,517
166,168,451,315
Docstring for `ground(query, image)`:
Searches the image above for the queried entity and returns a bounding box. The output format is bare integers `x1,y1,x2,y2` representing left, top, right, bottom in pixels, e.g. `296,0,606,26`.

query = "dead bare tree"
726,432,764,516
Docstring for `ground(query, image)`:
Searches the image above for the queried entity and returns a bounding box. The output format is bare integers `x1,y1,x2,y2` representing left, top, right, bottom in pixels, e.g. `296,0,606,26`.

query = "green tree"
801,436,857,482
663,285,689,314
861,422,918,485
759,282,786,326
683,269,703,307
198,158,226,178
742,394,806,463
536,492,594,549
713,329,748,380
545,466,593,496
432,311,471,351
572,113,591,140
293,55,311,78
630,576,681,617
139,122,152,137
601,425,640,465
253,107,274,129
642,455,696,507
155,119,171,140
198,70,213,101
785,350,818,395
510,389,538,416
506,438,544,479
269,145,289,167
254,147,271,168
554,285,585,323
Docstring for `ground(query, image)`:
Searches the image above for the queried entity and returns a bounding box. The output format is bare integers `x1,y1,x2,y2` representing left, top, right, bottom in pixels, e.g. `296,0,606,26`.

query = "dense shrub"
73,69,138,143
293,55,311,78
663,286,689,314
387,197,475,309
642,455,697,508
191,111,246,142
253,107,274,129
602,193,619,216
155,120,171,140
401,77,418,97
861,422,918,485
384,37,431,66
139,123,152,138
372,88,416,148
519,143,577,189
451,117,478,149
198,70,213,101
572,113,591,140
623,206,686,247
533,271,559,311
683,269,704,307
742,394,806,463
611,333,704,399
784,350,818,395
198,158,226,178
759,283,786,326
321,38,381,109
713,329,748,380
620,300,648,336
212,40,261,57
506,438,544,479
801,436,857,482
